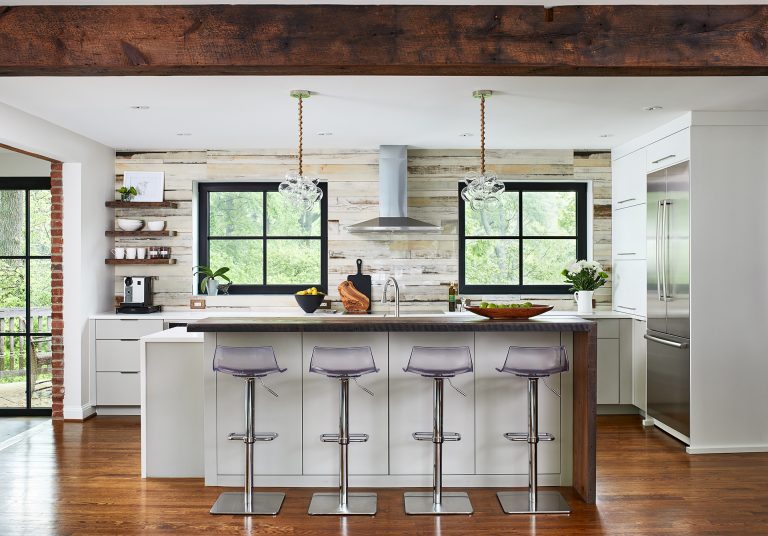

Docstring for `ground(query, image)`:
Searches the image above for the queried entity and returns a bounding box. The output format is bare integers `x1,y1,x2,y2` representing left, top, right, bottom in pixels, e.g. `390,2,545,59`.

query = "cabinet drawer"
95,319,163,340
612,204,647,260
612,148,646,210
597,339,620,404
613,260,647,317
646,129,690,172
96,371,140,406
96,340,139,372
595,319,619,339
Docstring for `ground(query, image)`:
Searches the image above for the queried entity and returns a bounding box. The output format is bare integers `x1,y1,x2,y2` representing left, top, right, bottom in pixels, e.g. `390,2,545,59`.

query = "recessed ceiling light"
317,132,333,136
176,132,192,136
599,134,614,138
643,106,664,111
129,105,150,110
459,132,474,137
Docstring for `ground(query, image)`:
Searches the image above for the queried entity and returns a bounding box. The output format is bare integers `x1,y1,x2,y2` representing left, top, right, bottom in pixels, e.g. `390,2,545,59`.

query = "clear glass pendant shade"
279,170,323,213
460,170,504,211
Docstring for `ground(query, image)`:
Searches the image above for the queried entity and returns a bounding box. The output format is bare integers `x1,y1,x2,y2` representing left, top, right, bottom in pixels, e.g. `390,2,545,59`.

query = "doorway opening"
0,150,53,416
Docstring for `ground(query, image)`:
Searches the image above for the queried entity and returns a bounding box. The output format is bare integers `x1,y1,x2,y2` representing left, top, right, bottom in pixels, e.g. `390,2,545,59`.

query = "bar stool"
403,345,474,515
210,345,287,515
496,345,570,514
308,346,379,515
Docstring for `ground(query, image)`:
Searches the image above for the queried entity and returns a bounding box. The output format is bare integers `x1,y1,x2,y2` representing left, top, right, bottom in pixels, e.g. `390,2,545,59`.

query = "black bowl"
295,293,325,313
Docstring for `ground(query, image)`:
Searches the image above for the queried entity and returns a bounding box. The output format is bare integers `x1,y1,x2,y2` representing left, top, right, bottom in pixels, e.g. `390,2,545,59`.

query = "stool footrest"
227,432,278,442
412,431,461,442
503,432,555,442
320,433,369,443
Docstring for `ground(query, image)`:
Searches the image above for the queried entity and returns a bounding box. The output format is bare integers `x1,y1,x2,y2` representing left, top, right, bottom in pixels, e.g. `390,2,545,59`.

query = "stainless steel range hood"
346,145,442,233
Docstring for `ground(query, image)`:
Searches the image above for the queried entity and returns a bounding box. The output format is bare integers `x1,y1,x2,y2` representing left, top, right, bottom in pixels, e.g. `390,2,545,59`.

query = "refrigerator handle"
656,200,664,301
662,200,671,301
644,333,689,349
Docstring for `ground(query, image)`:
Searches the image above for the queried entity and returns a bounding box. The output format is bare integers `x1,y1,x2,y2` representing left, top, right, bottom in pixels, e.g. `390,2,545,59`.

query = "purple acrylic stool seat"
307,346,379,516
210,345,286,516
496,346,570,515
403,346,474,515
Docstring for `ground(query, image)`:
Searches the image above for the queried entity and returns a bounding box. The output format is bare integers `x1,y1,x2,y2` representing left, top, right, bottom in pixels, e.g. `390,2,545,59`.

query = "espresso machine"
117,276,161,314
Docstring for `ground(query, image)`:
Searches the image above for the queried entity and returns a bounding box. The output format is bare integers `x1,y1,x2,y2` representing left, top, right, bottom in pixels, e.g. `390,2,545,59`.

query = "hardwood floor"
0,415,766,535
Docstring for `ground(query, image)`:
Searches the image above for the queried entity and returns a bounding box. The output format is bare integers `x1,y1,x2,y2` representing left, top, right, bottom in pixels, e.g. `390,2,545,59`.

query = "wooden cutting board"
347,258,372,313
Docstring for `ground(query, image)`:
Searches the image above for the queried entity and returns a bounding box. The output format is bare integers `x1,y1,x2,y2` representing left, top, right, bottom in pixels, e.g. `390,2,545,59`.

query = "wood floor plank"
0,415,766,535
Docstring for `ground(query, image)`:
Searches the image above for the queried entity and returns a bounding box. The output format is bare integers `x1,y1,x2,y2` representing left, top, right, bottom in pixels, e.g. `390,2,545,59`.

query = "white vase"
206,279,219,296
574,290,594,314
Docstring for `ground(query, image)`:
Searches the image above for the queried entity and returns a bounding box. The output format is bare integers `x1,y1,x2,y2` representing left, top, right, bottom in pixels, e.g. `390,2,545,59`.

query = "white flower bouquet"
561,260,609,292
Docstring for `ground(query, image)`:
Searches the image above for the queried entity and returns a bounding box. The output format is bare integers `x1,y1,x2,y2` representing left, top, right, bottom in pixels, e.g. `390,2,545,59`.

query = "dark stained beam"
1,5,768,76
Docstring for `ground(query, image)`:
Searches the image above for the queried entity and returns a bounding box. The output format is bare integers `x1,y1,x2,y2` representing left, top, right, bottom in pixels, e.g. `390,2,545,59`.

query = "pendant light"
279,90,323,212
460,90,504,211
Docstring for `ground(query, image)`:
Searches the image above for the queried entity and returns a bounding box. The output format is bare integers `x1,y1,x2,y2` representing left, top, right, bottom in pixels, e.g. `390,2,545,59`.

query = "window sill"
198,294,300,308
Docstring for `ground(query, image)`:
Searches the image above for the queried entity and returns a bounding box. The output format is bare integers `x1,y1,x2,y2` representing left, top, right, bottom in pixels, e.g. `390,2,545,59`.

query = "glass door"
0,178,52,415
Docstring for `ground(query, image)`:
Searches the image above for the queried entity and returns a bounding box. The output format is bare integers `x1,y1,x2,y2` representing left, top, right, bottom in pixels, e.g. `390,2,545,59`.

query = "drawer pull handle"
652,154,676,165
617,198,636,204
616,252,635,256
616,305,637,311
119,339,138,342
120,371,139,374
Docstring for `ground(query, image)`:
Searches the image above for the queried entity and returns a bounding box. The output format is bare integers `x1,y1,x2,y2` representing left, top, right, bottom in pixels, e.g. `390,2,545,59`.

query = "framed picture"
124,171,165,202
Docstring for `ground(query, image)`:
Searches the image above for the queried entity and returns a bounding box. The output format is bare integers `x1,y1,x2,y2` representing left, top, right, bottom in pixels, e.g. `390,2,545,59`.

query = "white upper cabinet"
612,148,647,211
612,259,646,317
612,203,646,260
646,128,690,173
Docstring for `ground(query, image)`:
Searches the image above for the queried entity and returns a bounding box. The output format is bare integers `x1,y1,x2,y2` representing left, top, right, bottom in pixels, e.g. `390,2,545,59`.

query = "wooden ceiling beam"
1,5,768,76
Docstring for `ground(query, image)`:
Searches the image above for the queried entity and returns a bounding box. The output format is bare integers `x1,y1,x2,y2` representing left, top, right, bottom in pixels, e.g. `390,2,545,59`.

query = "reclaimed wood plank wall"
114,149,611,310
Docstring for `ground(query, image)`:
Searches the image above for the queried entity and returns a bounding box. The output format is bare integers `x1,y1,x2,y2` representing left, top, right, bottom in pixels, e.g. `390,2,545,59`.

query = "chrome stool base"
308,492,377,515
496,490,570,514
210,492,285,515
404,491,473,515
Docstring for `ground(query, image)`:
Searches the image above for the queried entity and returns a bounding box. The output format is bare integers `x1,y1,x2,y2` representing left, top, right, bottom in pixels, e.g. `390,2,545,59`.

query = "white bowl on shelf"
146,220,166,231
116,218,144,232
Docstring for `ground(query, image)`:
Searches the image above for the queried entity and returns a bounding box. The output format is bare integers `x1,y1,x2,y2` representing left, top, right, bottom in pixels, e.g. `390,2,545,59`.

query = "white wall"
689,123,768,451
0,149,51,176
0,101,115,419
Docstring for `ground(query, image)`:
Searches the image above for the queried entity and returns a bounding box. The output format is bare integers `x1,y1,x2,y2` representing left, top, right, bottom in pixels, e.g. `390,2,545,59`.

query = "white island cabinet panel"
302,332,389,476
389,332,475,476
475,332,564,476
215,332,303,477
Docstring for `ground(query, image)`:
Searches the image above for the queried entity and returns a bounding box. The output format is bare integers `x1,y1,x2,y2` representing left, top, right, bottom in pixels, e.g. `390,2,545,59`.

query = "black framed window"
459,182,588,294
0,177,52,416
197,182,328,294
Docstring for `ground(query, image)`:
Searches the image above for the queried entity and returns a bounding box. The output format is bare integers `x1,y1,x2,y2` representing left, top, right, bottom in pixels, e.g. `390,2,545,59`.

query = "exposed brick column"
50,162,64,419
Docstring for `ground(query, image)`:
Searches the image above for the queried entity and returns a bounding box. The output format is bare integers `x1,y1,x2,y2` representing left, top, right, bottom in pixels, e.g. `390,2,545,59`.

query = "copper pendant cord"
297,94,303,176
480,94,486,175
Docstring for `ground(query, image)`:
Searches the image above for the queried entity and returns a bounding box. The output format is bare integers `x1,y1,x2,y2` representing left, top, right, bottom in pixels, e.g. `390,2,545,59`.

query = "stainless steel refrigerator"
646,161,691,442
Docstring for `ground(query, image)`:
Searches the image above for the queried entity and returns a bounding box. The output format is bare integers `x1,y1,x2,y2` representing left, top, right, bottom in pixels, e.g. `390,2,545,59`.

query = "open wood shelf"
105,259,177,265
105,230,177,237
106,201,178,208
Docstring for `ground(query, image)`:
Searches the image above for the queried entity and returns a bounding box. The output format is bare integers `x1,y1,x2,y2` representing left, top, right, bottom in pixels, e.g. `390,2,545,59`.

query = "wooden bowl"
465,305,554,319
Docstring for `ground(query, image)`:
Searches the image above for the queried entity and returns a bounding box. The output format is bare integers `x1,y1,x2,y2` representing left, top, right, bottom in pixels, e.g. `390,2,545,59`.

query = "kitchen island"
182,315,598,504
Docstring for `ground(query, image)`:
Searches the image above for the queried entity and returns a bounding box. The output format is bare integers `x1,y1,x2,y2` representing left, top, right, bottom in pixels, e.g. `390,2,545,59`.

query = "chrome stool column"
210,345,287,515
403,346,474,515
307,346,379,515
496,345,570,514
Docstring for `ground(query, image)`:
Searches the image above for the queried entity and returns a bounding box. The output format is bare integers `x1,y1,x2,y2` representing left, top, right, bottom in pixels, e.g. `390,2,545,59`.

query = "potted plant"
193,265,231,296
117,186,138,202
561,260,609,314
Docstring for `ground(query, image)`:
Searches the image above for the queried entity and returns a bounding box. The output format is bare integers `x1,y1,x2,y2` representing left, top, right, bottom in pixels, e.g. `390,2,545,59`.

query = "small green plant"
193,265,231,294
117,186,138,201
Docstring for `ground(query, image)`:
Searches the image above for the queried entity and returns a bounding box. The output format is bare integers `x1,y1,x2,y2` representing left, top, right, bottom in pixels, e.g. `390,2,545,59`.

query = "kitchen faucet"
381,276,400,317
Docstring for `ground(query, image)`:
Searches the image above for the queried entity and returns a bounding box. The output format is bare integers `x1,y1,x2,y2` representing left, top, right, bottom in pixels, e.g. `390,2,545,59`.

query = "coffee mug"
125,247,137,260
136,247,147,260
111,247,125,260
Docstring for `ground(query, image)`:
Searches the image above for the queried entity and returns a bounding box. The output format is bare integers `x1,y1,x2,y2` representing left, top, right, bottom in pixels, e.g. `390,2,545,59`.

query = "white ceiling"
1,76,768,151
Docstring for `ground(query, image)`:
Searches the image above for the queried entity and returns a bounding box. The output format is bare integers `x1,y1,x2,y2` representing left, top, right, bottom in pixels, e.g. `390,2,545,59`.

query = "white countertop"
94,308,635,321
140,326,203,343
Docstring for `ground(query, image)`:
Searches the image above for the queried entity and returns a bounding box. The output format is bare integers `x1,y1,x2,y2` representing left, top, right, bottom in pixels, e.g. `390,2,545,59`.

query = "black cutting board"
347,258,372,313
